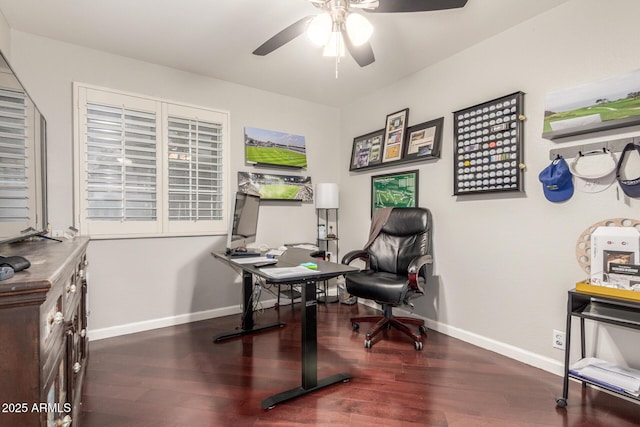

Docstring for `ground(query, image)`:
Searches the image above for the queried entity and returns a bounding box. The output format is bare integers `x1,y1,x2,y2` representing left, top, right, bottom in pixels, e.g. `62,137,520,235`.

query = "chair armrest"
407,254,432,291
341,250,369,265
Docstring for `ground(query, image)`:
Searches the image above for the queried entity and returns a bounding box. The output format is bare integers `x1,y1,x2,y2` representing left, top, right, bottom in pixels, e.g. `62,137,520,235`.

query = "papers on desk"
229,256,272,265
570,357,640,396
292,244,318,251
259,266,322,279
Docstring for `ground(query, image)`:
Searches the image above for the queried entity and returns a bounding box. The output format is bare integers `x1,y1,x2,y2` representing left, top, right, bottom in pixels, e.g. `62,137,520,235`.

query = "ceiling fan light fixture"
345,12,373,46
323,31,346,57
306,13,332,46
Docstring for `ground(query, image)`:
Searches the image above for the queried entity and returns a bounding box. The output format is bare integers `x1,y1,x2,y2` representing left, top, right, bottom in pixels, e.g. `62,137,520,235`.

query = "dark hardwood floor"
79,302,640,426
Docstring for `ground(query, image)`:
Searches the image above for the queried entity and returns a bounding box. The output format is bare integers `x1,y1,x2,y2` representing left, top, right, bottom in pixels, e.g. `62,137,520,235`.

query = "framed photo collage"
350,108,443,172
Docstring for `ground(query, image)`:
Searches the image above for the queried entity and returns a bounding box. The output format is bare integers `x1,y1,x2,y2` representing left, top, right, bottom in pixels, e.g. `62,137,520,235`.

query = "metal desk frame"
211,248,358,409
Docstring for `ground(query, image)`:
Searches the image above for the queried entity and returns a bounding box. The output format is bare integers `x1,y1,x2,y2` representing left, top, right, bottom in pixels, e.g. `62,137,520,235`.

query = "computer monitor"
226,192,261,254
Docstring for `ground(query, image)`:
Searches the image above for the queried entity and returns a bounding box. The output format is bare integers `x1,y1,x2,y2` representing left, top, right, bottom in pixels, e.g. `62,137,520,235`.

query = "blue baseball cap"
539,157,574,202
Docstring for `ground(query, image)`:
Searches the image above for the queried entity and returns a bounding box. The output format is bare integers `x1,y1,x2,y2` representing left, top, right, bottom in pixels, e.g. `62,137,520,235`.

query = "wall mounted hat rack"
548,136,640,160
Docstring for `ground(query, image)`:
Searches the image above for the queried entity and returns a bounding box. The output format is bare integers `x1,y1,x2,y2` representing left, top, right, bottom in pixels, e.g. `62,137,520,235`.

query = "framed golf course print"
370,170,418,216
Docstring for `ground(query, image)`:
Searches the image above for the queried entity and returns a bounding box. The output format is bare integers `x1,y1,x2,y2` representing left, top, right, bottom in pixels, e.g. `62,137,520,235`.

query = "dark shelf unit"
316,208,339,303
557,290,640,407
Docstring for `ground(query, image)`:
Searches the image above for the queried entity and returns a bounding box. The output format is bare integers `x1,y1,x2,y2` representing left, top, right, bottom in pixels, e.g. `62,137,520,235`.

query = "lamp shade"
315,183,339,209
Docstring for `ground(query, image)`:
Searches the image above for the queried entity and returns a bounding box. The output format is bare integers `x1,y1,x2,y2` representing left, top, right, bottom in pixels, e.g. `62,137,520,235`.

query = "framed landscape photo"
403,117,444,161
244,126,307,169
238,171,313,201
382,108,409,163
371,170,419,216
350,128,384,171
542,69,640,140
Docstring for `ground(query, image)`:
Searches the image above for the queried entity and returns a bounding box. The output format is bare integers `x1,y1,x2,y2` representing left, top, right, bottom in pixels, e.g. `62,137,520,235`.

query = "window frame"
73,83,230,239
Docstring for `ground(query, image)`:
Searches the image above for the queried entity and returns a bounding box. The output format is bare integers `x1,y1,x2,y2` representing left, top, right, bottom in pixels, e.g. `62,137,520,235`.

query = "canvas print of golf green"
245,126,307,168
543,69,640,138
238,171,313,201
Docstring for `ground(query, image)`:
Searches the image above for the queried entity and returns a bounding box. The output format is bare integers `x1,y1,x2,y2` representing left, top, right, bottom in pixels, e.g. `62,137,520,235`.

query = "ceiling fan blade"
253,16,314,56
342,29,375,67
367,0,468,13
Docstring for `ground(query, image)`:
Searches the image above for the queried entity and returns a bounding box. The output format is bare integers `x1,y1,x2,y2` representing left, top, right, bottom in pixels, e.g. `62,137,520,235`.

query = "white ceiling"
0,0,568,107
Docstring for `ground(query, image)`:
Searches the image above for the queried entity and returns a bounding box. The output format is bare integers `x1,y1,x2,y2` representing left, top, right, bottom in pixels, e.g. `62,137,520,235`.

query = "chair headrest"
381,208,431,236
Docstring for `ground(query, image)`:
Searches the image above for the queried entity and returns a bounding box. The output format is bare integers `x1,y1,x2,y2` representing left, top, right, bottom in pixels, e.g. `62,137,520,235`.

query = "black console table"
557,289,640,407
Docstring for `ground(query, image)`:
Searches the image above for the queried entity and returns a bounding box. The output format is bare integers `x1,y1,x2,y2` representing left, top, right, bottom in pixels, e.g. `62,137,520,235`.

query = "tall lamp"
315,183,340,303
315,183,339,210
315,183,339,239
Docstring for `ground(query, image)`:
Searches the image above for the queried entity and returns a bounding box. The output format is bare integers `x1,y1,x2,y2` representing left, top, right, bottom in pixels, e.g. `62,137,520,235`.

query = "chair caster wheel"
414,341,423,351
364,339,372,349
555,398,567,408
352,322,359,331
419,325,427,334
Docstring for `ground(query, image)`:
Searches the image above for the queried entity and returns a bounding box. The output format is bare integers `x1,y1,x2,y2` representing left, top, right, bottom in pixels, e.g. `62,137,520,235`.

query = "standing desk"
211,248,358,409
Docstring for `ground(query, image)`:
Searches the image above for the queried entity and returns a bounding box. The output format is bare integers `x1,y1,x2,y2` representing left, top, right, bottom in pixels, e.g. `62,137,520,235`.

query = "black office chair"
342,207,432,350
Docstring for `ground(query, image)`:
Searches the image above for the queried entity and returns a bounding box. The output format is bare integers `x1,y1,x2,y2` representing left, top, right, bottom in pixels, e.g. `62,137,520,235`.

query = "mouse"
235,247,247,252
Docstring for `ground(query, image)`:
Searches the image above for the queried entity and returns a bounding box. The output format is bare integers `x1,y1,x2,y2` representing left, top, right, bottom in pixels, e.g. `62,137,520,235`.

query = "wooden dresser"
0,237,89,427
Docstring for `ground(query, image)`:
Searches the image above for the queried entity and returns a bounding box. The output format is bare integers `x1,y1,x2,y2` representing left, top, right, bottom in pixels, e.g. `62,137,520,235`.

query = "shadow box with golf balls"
453,92,525,195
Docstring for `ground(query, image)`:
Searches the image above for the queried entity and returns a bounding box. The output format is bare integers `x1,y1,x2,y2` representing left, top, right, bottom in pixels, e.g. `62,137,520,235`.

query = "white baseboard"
393,306,564,377
89,298,277,341
89,298,563,377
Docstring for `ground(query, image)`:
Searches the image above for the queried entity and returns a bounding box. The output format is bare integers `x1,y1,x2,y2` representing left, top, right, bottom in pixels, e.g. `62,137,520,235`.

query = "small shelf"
558,290,640,408
567,371,640,401
576,301,640,329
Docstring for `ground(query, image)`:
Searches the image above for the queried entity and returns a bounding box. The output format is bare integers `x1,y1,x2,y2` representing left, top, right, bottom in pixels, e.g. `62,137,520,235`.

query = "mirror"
0,49,47,244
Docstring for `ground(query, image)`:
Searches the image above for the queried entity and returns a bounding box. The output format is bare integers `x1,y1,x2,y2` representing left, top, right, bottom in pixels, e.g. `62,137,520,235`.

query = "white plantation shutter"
167,116,223,221
75,84,229,238
0,88,28,224
85,103,157,222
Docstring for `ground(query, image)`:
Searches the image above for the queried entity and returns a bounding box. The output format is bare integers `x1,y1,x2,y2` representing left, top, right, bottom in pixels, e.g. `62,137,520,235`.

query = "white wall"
340,0,640,373
4,0,640,375
7,32,341,336
0,10,9,56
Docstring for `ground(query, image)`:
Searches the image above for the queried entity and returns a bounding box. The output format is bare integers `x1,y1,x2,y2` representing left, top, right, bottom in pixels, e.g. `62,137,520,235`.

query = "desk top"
212,247,358,284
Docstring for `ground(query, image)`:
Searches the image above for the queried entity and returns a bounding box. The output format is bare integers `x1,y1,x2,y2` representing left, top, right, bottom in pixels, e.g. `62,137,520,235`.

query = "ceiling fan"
253,0,469,68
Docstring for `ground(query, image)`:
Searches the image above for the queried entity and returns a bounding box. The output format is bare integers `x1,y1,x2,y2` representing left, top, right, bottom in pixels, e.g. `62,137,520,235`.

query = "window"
74,84,229,238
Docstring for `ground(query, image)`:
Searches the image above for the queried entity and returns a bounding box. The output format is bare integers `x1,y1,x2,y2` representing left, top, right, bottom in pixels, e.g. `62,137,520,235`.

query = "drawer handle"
52,312,64,325
59,414,72,427
73,362,81,373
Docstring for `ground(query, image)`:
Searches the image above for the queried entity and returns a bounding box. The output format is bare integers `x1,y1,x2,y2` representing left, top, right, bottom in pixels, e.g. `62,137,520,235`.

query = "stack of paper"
570,357,640,396
259,266,322,279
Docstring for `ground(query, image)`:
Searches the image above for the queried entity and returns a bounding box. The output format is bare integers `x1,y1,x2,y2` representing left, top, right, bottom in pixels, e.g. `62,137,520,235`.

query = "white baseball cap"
569,150,617,193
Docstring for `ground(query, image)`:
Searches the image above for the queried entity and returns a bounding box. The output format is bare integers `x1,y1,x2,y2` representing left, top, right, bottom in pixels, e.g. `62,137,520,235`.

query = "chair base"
350,306,426,350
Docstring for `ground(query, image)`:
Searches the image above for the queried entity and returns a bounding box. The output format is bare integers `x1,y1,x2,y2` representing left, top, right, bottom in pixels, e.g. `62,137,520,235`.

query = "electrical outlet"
553,330,566,350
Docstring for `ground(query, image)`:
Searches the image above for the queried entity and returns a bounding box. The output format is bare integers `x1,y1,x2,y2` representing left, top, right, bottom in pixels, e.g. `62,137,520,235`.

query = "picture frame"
244,126,307,169
382,108,409,163
542,69,640,140
238,171,313,201
453,92,525,196
403,117,444,161
350,128,384,171
371,170,419,216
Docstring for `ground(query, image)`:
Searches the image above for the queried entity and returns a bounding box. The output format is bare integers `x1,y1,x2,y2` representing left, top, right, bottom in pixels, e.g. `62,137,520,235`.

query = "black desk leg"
262,280,350,409
213,270,285,342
